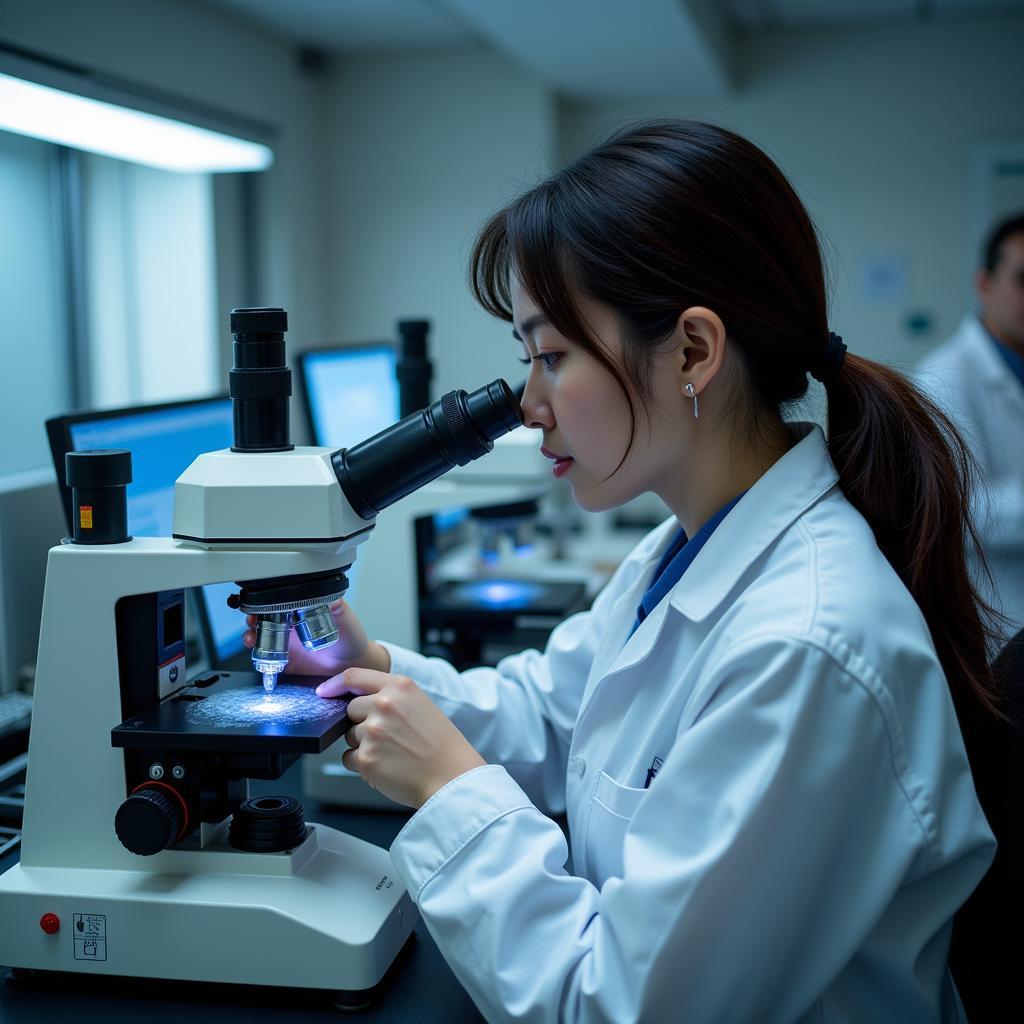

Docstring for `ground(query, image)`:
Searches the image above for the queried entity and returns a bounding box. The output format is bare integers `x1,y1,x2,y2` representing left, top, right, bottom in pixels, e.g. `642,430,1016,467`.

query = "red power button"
39,913,60,934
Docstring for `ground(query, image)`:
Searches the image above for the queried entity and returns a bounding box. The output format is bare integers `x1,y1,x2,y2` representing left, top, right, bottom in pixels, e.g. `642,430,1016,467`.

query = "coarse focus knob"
114,786,184,856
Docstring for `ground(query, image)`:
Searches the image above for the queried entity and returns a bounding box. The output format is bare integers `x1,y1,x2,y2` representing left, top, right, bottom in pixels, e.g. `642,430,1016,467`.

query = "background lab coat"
383,424,993,1023
915,316,1024,640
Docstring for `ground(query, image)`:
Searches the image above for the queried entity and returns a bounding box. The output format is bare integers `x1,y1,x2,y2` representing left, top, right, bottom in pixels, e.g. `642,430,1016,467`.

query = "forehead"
995,232,1024,270
510,277,542,318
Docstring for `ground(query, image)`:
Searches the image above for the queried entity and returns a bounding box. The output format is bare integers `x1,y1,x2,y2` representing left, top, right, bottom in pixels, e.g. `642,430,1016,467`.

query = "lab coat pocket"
586,770,647,884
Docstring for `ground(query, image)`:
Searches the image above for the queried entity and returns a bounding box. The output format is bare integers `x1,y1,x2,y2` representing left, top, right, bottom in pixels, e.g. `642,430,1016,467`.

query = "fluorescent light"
0,72,273,173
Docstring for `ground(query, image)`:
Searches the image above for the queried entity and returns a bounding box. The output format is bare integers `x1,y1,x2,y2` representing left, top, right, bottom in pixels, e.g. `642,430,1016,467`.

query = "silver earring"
685,382,699,419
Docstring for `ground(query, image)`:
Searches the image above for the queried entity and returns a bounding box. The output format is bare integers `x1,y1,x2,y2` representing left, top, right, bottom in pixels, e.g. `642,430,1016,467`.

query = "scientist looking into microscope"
246,121,998,1023
915,212,1024,639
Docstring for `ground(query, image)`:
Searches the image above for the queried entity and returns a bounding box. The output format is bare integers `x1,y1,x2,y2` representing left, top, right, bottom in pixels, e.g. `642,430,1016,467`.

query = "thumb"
330,597,360,629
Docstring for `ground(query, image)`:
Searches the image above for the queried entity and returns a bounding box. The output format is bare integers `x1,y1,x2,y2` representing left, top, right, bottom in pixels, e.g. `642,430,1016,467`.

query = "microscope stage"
111,672,353,754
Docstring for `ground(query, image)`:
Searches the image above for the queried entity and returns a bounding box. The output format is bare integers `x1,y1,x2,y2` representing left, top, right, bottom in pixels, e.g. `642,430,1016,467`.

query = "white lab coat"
915,316,1024,639
384,424,993,1024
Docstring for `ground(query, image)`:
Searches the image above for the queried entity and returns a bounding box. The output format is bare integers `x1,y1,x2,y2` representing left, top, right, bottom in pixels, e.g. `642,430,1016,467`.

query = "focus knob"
114,786,184,856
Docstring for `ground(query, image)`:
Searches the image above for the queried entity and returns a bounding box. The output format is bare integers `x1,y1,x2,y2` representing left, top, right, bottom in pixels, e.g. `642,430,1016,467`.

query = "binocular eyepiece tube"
332,379,523,520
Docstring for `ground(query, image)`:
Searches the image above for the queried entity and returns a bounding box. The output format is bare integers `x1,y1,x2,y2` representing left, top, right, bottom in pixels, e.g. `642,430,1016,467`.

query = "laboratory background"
0,0,1022,1021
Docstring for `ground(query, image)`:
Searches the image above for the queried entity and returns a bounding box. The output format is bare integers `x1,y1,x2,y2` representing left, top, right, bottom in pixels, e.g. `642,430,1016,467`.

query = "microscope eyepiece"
333,379,523,519
229,306,293,454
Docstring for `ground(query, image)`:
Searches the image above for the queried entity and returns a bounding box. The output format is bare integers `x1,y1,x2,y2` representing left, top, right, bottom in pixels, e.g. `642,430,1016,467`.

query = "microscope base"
0,823,416,993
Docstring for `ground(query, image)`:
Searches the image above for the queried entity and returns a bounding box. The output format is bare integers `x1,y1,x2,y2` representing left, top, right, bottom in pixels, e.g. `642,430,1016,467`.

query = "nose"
519,370,554,430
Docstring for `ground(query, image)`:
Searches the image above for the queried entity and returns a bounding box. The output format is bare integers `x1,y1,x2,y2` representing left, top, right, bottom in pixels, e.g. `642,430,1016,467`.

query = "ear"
675,307,726,395
975,267,991,304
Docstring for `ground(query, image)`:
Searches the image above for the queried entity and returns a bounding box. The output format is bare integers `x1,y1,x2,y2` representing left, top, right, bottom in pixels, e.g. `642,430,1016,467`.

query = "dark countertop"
0,762,484,1023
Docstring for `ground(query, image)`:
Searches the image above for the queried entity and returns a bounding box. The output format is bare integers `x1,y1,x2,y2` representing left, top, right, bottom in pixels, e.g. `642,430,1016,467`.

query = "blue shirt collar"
629,492,745,638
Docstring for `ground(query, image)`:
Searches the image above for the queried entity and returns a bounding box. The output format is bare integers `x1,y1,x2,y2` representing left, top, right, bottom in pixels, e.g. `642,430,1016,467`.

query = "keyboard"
0,691,32,737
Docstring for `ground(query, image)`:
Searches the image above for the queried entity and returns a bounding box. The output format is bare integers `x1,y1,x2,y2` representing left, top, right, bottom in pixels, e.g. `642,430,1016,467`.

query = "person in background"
252,121,1001,1022
916,212,1024,641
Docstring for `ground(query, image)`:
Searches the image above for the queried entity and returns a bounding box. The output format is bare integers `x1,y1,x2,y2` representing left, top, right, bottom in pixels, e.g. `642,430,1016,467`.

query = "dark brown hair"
982,210,1024,273
470,118,1003,721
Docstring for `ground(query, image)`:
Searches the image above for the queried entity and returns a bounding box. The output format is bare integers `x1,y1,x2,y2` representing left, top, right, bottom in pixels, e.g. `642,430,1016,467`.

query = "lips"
540,446,570,461
541,445,574,479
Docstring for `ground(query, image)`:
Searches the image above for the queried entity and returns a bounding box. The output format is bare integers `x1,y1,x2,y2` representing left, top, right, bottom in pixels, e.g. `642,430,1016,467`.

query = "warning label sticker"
73,914,107,961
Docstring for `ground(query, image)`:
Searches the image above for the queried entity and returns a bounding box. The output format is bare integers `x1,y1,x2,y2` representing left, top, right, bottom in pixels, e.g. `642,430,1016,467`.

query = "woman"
252,120,999,1022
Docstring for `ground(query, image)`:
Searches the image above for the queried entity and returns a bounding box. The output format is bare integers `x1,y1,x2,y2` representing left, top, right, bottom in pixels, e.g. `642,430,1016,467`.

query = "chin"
570,483,638,514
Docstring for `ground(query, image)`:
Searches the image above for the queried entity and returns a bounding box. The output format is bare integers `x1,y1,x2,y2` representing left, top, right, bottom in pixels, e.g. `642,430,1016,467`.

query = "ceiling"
200,0,1024,99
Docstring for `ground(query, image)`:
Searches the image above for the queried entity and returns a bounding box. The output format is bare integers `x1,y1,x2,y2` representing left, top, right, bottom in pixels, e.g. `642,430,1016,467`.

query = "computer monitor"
296,344,400,449
297,344,402,607
45,396,248,667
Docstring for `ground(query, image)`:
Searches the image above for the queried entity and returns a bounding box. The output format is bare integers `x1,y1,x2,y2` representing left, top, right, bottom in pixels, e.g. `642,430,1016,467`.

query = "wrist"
354,642,390,673
418,751,487,808
368,642,390,673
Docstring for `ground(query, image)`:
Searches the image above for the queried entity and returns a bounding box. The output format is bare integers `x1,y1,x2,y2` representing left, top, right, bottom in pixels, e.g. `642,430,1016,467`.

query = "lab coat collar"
960,315,1016,391
667,423,838,622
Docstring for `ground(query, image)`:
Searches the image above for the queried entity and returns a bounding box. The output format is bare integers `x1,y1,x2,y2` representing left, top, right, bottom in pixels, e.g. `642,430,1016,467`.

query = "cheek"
563,378,626,437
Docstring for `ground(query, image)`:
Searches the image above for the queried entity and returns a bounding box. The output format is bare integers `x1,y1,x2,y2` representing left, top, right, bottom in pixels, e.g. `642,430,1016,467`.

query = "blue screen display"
302,346,399,449
68,400,247,662
301,346,402,608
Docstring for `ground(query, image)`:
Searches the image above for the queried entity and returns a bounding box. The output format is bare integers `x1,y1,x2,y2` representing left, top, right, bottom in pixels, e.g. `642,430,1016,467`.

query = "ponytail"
823,354,1005,720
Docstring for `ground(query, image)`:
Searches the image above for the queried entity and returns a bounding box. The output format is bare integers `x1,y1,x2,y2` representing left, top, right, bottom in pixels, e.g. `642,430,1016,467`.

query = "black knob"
229,795,307,853
114,787,183,856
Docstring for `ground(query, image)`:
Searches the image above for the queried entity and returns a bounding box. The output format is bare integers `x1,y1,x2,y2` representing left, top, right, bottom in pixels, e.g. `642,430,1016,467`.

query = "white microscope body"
0,307,523,1000
0,452,415,995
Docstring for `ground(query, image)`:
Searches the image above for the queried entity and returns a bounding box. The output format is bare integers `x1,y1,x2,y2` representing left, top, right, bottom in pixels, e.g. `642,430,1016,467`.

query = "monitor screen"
298,344,400,449
298,344,402,609
49,397,248,664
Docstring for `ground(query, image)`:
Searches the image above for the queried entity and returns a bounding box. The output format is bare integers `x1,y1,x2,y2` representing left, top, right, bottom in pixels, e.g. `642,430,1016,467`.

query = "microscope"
0,308,522,1002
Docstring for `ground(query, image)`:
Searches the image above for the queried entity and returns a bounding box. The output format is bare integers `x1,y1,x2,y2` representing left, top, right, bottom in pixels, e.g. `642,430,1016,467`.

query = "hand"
241,598,391,677
317,668,486,809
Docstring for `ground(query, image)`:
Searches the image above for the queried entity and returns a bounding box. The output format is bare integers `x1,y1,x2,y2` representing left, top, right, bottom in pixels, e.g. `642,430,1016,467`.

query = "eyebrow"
512,314,549,342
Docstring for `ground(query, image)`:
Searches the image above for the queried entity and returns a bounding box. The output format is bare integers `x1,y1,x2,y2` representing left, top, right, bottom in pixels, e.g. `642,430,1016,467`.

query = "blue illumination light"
451,580,544,610
185,684,344,728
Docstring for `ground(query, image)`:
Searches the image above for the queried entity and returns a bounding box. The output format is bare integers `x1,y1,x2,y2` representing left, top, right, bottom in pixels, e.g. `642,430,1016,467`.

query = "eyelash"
518,353,561,371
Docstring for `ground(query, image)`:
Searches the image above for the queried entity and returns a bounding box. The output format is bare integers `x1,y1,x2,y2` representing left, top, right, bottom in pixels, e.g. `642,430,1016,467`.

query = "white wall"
0,0,329,366
558,14,1024,372
6,3,1021,410
319,47,556,400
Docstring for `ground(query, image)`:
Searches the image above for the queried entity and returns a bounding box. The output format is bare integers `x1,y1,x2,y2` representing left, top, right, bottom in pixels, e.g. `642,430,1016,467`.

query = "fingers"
315,673,350,699
315,667,392,699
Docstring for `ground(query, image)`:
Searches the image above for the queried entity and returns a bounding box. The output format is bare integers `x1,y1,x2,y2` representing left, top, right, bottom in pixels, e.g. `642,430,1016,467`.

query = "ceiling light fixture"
0,71,273,173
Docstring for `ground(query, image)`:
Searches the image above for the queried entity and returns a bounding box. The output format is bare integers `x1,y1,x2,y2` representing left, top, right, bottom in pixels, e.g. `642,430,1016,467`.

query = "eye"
517,353,562,371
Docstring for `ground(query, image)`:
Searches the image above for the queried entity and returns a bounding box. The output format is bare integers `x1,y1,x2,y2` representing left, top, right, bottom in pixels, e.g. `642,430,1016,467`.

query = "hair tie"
810,332,847,382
